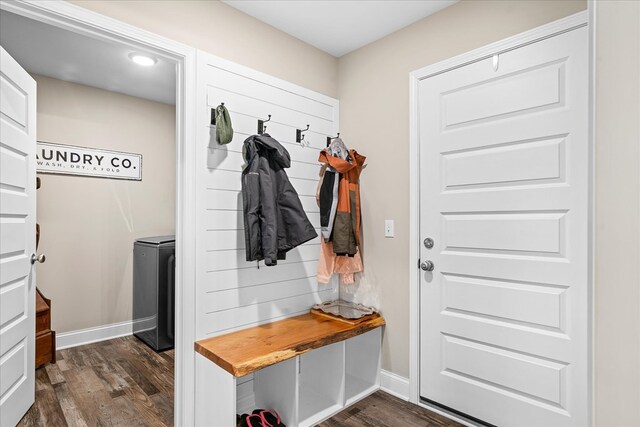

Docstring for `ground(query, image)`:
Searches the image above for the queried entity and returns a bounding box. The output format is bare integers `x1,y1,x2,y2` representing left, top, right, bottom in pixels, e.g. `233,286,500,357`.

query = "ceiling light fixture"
128,52,157,67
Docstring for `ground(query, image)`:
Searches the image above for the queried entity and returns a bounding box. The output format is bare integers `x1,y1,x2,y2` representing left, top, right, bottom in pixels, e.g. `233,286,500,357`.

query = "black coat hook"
326,132,340,147
296,124,310,144
210,102,225,126
258,114,271,134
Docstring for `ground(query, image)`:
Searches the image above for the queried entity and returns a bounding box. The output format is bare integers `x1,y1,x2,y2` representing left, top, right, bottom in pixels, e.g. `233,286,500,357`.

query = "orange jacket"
318,149,366,255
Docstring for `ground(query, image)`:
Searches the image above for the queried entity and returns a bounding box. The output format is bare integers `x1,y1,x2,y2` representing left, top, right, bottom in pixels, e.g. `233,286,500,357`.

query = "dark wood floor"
19,336,461,427
19,336,174,427
319,392,463,427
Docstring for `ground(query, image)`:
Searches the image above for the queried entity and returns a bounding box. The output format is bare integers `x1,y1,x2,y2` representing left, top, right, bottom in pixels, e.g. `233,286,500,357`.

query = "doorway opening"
0,4,193,424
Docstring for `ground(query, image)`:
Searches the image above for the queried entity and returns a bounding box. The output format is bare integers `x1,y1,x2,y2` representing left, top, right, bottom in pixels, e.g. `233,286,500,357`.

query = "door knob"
31,253,46,264
420,260,434,271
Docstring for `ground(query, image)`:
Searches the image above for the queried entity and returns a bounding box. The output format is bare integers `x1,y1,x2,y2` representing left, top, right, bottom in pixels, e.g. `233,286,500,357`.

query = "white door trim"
0,1,198,425
408,8,593,422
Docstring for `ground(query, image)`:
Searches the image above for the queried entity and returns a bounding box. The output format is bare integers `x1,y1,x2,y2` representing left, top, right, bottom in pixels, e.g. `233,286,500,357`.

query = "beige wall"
337,0,587,378
69,0,338,99
35,75,176,333
594,2,640,426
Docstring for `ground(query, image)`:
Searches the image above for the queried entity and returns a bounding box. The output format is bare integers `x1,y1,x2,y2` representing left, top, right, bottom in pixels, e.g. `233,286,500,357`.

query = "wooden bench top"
194,313,385,377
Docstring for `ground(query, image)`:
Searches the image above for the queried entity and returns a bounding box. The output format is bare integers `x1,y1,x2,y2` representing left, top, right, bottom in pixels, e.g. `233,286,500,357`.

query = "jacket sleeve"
243,169,262,262
259,164,279,265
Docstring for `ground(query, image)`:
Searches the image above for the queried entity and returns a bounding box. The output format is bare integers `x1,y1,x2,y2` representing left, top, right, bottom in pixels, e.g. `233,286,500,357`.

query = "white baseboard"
380,369,410,401
56,320,134,350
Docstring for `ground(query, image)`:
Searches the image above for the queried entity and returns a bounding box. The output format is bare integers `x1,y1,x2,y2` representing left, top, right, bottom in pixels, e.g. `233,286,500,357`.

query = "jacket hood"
244,134,291,168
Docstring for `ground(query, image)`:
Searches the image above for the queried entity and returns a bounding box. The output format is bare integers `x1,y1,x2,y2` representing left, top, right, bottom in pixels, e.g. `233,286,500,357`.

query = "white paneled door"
0,46,37,426
419,27,588,426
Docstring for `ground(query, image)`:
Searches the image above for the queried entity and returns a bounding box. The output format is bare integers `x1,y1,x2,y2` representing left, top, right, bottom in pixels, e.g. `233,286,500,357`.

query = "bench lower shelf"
298,389,343,427
345,374,379,406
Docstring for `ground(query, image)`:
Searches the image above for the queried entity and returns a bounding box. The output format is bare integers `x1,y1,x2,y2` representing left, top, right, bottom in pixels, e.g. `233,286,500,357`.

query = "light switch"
385,220,394,238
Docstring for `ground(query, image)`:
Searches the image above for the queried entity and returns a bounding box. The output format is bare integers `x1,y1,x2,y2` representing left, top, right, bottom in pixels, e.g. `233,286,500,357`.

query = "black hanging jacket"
242,134,317,266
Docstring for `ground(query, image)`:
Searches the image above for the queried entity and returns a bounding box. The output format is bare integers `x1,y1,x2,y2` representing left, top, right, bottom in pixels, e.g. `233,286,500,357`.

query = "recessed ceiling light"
128,52,157,67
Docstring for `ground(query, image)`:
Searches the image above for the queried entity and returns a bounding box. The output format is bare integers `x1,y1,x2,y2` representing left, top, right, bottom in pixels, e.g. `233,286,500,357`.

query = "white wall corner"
380,369,410,401
56,320,134,350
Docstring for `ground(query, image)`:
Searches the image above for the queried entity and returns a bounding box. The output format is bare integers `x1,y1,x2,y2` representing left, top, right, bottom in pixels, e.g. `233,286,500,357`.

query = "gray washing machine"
133,235,175,351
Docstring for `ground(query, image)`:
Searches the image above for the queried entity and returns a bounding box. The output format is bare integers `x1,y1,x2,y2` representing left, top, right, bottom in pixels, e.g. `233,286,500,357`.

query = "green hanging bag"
215,104,234,145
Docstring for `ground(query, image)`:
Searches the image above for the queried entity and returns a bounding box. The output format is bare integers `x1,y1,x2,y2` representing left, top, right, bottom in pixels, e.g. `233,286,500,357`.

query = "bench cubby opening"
345,328,382,405
298,341,345,426
254,358,298,426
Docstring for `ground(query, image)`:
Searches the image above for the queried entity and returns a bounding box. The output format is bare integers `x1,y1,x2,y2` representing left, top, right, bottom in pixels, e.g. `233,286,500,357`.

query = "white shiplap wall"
195,52,339,342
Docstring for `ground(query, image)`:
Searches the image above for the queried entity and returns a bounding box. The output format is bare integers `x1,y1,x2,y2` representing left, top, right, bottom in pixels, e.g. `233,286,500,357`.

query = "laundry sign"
36,142,142,181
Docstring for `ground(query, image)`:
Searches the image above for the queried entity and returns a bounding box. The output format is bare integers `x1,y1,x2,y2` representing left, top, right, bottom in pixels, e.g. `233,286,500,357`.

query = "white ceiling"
0,2,458,102
223,0,458,57
0,11,176,105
